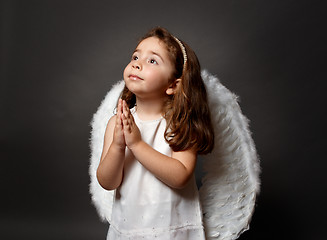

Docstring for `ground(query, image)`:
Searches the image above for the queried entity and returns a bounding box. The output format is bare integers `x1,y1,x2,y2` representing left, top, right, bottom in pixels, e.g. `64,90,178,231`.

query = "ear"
166,78,181,95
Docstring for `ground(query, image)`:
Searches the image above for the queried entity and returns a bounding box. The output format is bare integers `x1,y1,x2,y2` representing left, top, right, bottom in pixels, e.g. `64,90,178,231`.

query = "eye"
149,59,158,64
132,55,138,61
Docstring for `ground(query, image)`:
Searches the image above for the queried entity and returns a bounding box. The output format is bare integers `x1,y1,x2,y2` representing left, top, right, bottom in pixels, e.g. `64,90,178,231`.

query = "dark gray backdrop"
1,0,326,239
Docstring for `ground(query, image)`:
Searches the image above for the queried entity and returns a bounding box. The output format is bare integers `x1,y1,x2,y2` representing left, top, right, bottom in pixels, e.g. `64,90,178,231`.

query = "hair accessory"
173,36,187,69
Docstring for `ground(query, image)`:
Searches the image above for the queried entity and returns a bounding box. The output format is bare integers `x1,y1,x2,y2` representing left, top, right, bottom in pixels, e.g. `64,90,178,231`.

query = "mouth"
128,74,144,81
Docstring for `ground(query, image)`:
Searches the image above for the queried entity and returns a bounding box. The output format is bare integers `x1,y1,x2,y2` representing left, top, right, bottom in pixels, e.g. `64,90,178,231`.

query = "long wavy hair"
121,27,214,154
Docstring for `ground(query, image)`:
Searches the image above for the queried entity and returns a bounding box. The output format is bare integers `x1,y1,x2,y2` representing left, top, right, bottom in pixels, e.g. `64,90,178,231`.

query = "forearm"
97,145,125,190
120,100,196,189
130,141,193,189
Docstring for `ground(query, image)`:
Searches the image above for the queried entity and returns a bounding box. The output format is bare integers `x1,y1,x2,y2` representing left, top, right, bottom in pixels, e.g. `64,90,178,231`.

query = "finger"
121,110,129,126
117,99,121,117
122,101,136,132
127,113,133,127
116,101,121,123
120,100,126,123
124,100,132,119
123,100,134,122
122,114,131,133
115,112,123,132
122,100,128,118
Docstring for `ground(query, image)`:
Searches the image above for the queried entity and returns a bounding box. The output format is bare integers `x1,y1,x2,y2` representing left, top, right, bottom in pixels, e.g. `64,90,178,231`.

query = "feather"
89,71,260,239
200,70,260,239
89,80,124,222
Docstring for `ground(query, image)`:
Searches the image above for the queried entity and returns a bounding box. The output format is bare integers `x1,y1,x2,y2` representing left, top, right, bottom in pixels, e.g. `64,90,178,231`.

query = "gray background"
1,0,326,239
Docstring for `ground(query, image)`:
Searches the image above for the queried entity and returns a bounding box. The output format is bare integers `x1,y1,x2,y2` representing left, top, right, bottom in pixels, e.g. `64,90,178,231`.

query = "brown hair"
121,27,214,154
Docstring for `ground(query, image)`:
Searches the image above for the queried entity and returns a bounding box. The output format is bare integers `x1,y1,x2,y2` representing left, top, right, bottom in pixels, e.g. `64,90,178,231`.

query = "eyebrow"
133,49,164,62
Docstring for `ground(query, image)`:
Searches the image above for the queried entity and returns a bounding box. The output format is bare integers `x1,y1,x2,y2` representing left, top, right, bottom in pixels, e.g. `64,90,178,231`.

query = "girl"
96,27,215,239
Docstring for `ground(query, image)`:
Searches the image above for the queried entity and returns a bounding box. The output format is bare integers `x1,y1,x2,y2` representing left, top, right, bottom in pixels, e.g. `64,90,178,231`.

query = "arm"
96,100,126,190
121,101,197,189
132,142,197,189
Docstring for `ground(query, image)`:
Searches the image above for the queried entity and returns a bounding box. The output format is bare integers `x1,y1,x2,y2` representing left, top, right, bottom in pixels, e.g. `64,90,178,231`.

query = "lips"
129,74,144,81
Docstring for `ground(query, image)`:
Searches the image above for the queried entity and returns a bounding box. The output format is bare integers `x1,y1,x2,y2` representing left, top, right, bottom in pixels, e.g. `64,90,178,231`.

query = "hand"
122,100,142,149
111,99,126,150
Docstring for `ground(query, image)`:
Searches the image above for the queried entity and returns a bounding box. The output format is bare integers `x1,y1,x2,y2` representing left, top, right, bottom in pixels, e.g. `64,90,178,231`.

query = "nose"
132,61,142,70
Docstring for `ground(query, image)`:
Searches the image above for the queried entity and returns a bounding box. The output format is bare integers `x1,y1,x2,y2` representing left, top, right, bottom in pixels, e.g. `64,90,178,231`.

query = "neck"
135,97,166,121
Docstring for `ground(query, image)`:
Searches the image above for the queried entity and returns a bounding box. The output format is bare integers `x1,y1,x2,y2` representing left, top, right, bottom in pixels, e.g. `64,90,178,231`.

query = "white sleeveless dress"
107,110,205,240
91,72,260,240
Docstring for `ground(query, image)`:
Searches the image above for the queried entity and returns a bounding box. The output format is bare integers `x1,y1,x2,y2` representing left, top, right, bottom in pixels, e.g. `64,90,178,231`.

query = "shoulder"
104,115,117,135
108,114,117,125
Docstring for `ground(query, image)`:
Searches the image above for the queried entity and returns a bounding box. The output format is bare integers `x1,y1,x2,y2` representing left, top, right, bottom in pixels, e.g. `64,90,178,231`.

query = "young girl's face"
123,37,176,99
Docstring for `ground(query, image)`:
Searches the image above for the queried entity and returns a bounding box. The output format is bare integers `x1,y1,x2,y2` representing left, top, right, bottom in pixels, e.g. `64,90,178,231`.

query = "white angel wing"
89,80,125,222
89,71,260,239
199,70,260,240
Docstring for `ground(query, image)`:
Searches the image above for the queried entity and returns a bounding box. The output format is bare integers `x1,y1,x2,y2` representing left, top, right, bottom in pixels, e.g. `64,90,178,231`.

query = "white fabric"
107,110,205,239
89,70,260,240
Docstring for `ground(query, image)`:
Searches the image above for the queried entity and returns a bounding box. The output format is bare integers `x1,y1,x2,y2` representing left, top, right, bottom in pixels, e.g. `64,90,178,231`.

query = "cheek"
146,68,165,80
123,64,130,79
144,69,156,79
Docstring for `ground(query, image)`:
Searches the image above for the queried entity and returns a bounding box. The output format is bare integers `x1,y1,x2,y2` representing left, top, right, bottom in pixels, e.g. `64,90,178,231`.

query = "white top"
107,109,205,240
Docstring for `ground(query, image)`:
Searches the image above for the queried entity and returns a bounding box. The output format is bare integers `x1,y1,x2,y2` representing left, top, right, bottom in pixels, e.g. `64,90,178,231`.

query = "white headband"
173,36,187,69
